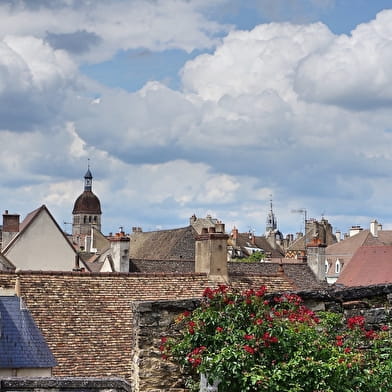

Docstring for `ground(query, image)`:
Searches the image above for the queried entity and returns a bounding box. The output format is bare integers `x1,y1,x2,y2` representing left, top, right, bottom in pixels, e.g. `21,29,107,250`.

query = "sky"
1,0,392,237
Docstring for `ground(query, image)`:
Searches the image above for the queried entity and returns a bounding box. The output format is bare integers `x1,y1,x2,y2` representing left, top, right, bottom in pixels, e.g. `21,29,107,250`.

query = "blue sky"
81,1,392,92
1,0,392,238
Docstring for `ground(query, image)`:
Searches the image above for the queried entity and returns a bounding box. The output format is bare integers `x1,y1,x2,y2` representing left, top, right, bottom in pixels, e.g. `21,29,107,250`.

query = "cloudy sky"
1,0,392,237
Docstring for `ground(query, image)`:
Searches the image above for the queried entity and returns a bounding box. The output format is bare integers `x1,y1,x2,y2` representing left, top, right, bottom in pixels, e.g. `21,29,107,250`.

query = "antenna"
63,221,72,233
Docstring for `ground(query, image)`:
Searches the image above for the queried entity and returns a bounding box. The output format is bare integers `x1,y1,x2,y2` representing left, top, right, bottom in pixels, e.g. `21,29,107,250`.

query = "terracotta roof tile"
336,245,392,287
0,270,295,382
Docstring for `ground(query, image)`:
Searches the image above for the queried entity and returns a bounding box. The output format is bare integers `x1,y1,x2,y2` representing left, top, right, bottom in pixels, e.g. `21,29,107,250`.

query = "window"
325,260,329,273
335,259,341,274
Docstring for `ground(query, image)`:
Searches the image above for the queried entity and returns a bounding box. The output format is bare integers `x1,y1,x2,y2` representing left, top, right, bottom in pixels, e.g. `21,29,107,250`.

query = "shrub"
160,285,392,392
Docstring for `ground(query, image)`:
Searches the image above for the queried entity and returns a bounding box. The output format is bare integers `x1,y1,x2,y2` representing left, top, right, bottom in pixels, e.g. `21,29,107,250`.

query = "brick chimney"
195,223,229,282
2,210,20,249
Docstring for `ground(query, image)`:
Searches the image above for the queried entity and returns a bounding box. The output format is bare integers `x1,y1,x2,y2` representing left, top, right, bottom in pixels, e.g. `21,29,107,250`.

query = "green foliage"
160,286,392,392
242,251,265,262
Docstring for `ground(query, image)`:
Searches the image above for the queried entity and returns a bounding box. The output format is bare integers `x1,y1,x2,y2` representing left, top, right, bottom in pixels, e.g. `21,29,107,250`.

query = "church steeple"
84,168,93,192
72,164,102,243
265,196,277,234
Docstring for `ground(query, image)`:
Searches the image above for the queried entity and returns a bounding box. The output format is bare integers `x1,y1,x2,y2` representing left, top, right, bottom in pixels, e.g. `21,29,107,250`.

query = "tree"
160,285,392,392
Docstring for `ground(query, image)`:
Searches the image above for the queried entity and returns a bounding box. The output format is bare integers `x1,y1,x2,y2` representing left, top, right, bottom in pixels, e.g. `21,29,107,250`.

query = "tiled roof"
229,233,284,258
72,191,102,214
228,261,325,290
325,230,371,276
336,245,392,287
130,226,196,261
190,216,218,234
0,270,295,381
0,295,57,368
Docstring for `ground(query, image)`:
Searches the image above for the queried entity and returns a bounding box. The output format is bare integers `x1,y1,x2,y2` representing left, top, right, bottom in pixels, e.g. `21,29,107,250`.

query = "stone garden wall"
132,284,392,392
0,377,131,392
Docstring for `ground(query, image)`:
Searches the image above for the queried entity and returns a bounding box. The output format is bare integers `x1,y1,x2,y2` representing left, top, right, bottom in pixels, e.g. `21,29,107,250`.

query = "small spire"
84,161,93,191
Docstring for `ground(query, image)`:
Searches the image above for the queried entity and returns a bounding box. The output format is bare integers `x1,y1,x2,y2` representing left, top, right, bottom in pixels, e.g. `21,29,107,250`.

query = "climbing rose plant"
160,285,392,392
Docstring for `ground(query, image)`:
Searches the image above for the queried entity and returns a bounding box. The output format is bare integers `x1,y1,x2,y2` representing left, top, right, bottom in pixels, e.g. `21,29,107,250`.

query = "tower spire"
84,161,93,192
265,195,277,234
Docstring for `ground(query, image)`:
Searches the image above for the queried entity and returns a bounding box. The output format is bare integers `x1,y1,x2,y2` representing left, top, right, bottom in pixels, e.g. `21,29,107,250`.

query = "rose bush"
160,285,391,392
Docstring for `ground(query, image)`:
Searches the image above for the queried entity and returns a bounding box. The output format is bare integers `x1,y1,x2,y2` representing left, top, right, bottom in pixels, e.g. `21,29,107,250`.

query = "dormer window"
335,259,341,274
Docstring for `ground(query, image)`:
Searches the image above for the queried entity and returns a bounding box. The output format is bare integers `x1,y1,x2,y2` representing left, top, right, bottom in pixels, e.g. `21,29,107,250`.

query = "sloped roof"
3,205,76,256
130,226,196,261
336,244,392,287
229,233,284,258
326,230,371,257
0,270,295,381
0,252,15,271
228,261,325,290
190,216,218,234
0,295,57,368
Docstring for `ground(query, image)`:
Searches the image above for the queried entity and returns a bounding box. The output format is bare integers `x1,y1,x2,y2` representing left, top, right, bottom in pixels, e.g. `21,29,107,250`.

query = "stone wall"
0,377,131,392
133,284,392,392
132,299,201,392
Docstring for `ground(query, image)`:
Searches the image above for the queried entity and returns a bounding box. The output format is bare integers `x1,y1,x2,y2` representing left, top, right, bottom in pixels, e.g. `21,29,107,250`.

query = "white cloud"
294,10,392,109
0,0,230,64
2,3,392,238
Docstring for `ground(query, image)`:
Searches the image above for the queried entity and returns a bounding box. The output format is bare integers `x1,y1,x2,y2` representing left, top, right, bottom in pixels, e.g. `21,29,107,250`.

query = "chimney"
73,254,82,272
109,235,130,272
306,242,327,281
370,220,378,237
231,226,238,239
2,211,20,249
349,225,362,237
215,222,225,233
335,230,341,242
195,227,229,282
15,272,21,297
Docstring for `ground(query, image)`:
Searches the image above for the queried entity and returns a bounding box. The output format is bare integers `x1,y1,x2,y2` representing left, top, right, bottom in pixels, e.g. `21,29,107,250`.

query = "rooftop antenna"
63,221,72,233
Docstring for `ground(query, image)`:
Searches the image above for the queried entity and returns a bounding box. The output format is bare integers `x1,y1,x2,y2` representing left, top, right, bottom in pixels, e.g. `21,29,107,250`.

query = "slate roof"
0,295,57,368
336,244,392,287
130,226,196,261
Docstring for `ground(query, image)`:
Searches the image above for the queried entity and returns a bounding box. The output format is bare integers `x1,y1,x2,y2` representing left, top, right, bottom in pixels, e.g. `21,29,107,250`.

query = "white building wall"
5,211,75,271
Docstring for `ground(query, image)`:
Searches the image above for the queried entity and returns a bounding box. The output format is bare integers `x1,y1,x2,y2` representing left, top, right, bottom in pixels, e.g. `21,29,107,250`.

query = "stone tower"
72,167,102,244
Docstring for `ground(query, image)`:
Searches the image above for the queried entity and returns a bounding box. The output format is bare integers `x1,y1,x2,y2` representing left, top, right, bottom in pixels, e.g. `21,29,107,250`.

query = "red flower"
244,334,255,340
254,318,263,325
216,326,223,333
347,316,365,329
255,286,267,297
344,347,351,353
381,325,389,331
203,287,215,299
364,330,378,340
243,345,255,354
